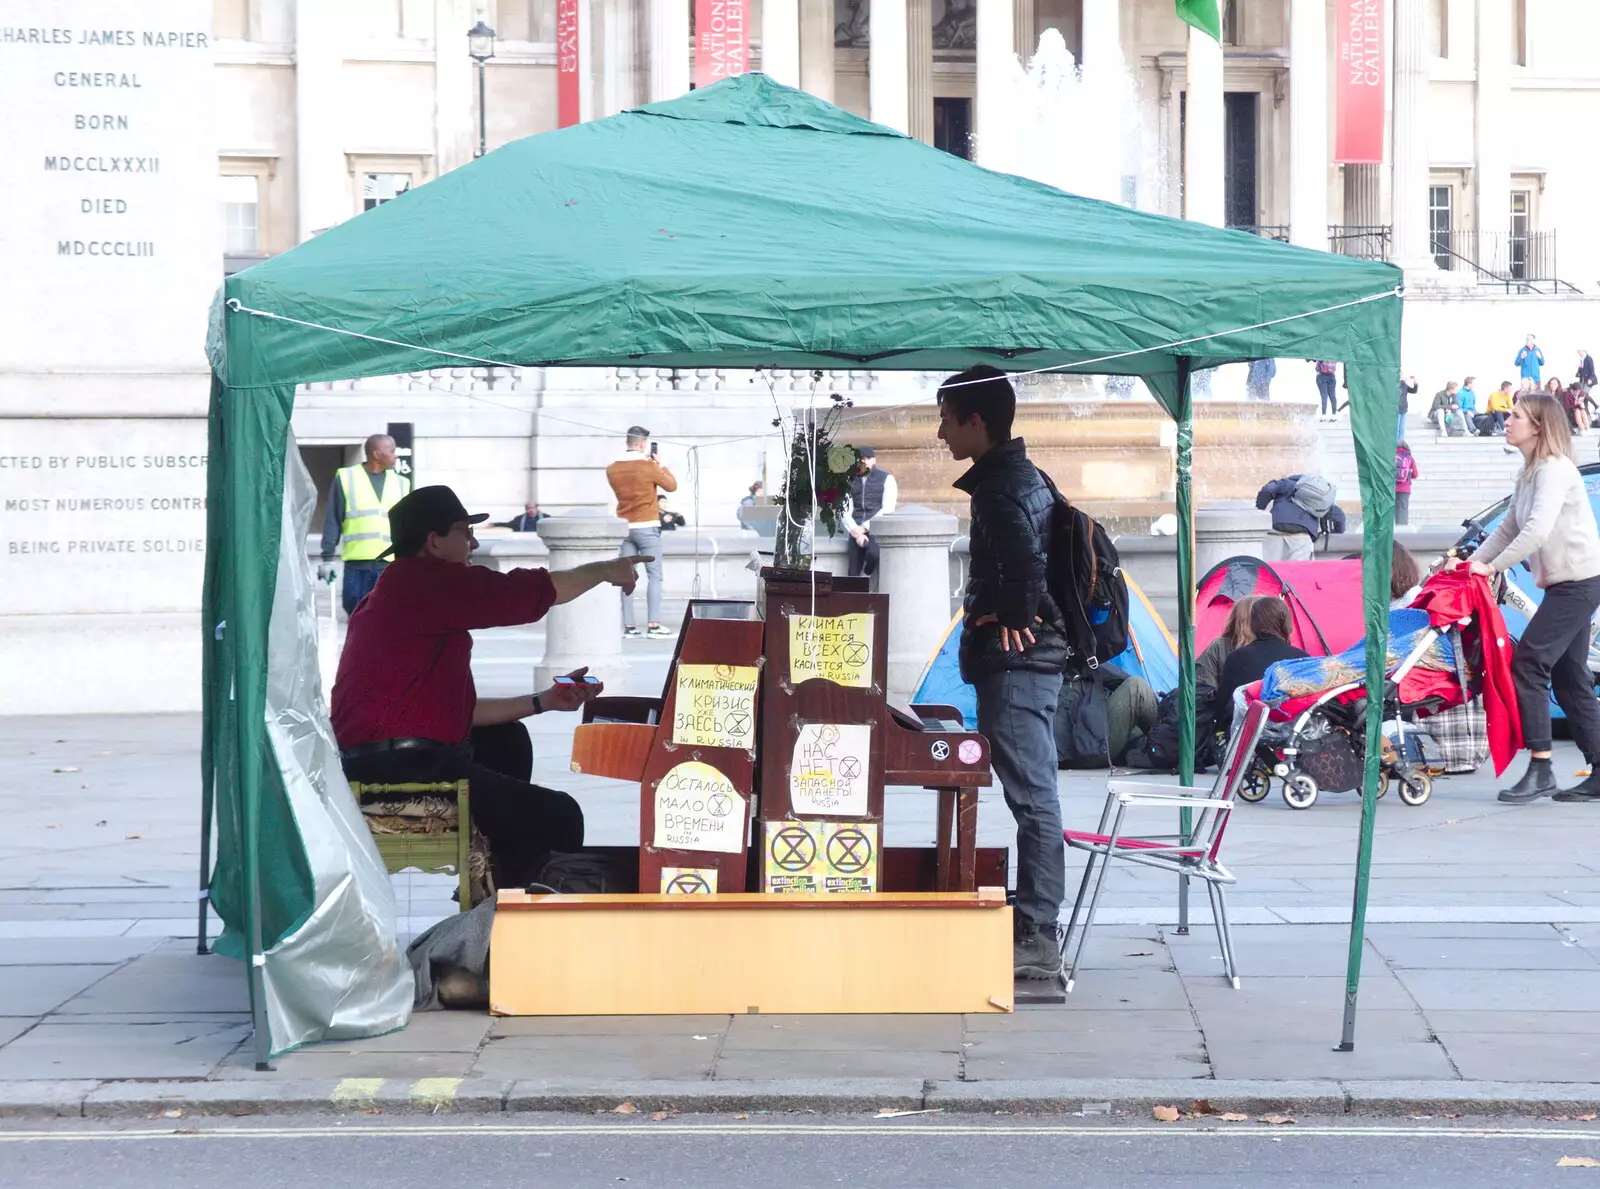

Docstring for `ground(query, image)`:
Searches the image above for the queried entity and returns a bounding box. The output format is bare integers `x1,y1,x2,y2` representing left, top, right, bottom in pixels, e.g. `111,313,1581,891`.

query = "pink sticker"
957,739,983,765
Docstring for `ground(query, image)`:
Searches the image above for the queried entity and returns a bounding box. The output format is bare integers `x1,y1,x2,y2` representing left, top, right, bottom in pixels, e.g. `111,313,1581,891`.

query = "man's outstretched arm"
549,555,650,605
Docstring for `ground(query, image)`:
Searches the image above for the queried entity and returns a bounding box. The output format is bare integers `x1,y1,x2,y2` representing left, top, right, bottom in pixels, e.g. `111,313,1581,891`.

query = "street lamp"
468,20,496,158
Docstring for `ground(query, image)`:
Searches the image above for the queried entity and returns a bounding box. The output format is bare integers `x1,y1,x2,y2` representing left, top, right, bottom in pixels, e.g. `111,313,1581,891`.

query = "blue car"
1453,464,1600,712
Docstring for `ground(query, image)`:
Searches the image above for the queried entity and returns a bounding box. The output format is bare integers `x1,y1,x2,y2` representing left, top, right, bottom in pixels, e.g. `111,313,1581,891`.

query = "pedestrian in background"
1395,441,1419,526
1398,374,1417,445
605,426,677,639
1578,348,1597,395
319,433,411,615
1313,360,1338,421
1246,357,1276,402
1516,333,1546,389
1460,394,1600,804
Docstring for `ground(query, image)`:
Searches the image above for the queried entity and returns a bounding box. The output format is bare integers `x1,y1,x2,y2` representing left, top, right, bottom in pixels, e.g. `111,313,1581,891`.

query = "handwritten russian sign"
671,663,758,749
788,612,874,688
790,723,871,817
653,761,746,854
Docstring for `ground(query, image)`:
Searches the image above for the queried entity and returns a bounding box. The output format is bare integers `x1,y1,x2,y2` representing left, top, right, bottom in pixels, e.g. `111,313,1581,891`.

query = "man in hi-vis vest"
318,433,410,614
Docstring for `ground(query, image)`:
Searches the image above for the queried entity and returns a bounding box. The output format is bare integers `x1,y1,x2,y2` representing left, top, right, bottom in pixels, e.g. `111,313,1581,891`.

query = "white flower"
826,444,858,475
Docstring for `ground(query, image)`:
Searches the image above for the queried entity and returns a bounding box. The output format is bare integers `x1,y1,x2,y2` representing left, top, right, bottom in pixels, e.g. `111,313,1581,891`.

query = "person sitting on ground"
332,485,648,892
495,501,546,533
1486,381,1515,433
1196,595,1260,691
1429,382,1462,434
1563,381,1591,435
1390,541,1423,610
1101,664,1160,766
1459,377,1479,431
1217,597,1309,733
657,494,686,531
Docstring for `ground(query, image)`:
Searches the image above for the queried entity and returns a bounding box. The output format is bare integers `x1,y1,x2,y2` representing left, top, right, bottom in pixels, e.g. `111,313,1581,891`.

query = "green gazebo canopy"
207,73,1403,1058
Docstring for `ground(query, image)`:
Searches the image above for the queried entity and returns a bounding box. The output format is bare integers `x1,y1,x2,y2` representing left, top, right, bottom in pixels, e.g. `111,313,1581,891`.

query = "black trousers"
342,720,583,889
847,534,879,577
1512,574,1600,756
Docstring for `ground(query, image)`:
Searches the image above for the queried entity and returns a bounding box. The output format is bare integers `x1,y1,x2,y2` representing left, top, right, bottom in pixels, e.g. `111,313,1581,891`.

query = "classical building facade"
215,0,1600,285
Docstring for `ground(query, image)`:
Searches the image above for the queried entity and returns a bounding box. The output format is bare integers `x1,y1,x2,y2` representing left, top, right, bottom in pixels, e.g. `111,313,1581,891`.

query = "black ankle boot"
1554,768,1600,802
1499,756,1558,804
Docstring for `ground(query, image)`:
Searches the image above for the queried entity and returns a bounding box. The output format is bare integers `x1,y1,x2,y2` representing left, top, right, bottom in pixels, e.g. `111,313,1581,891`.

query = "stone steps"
1312,420,1549,527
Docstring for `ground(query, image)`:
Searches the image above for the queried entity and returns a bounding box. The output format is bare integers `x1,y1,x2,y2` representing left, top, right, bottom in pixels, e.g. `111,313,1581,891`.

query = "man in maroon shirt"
332,485,649,890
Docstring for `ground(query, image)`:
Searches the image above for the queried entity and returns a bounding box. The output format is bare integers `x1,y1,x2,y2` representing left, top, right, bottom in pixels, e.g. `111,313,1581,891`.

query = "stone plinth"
1194,501,1271,578
533,513,631,692
871,506,959,696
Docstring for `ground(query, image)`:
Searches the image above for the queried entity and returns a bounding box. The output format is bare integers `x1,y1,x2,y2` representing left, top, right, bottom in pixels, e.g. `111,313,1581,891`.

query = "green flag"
1176,0,1222,41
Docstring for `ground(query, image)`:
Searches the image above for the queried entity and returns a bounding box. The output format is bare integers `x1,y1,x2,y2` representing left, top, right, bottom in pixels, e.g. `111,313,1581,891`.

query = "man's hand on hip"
975,612,1041,652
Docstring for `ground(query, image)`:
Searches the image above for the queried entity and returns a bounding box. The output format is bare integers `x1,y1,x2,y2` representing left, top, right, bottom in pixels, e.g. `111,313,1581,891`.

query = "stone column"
871,507,959,696
432,0,475,175
762,0,801,85
535,513,632,691
1390,0,1434,267
974,0,1015,170
1183,24,1225,226
1475,0,1512,274
601,0,641,116
871,0,912,132
1194,502,1271,577
1288,0,1329,248
1080,0,1120,71
908,0,934,143
799,0,835,102
1012,0,1035,60
649,0,691,102
294,0,345,239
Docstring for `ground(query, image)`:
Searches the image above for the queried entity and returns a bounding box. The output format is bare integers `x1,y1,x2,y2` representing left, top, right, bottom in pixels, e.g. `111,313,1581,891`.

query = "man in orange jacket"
605,425,677,638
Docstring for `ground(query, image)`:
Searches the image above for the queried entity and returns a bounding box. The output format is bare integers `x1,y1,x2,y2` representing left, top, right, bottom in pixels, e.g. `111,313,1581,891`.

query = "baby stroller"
1236,605,1479,810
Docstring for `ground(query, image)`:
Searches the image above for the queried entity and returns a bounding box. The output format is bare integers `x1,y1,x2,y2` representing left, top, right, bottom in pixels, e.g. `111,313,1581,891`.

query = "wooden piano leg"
956,788,978,892
935,787,955,892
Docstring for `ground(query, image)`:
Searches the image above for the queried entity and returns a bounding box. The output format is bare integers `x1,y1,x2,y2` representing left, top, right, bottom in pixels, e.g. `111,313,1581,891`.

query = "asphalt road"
5,1115,1600,1189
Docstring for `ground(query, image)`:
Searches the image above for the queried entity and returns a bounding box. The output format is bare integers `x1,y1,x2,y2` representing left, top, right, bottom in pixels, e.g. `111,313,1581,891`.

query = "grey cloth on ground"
406,898,496,1010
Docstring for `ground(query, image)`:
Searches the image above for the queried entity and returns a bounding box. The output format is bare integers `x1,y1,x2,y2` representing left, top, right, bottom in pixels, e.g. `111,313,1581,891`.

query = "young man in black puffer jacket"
939,365,1069,980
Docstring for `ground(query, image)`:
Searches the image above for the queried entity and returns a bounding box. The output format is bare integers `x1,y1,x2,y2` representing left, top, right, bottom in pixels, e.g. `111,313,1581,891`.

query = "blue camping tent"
913,576,1178,727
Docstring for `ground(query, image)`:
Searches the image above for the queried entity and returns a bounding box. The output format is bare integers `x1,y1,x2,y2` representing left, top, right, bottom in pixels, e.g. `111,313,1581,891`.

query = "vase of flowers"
772,391,869,573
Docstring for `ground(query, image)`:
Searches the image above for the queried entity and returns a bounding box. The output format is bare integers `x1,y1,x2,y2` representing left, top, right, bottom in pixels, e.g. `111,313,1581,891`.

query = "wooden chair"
349,779,473,911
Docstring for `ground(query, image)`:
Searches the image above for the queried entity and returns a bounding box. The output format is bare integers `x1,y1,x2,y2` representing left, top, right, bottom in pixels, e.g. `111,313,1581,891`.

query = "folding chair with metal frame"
1060,698,1269,993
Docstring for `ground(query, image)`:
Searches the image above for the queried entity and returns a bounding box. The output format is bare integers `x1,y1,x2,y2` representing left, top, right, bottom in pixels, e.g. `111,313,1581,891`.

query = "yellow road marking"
409,1078,462,1110
2,1123,1600,1143
328,1078,385,1108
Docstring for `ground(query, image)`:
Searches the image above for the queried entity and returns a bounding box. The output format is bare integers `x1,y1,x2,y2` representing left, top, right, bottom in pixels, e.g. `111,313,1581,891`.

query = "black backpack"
1036,467,1131,673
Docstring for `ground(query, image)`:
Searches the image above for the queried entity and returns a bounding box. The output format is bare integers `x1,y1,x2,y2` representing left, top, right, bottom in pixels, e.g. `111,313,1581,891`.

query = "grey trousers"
619,526,664,627
975,668,1065,933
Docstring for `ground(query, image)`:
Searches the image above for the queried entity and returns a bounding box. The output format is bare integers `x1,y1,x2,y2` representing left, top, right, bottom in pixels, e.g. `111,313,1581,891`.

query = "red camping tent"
1195,557,1367,658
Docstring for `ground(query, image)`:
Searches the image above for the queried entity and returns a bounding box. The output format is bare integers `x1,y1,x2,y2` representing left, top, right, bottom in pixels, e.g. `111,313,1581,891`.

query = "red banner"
694,0,749,90
1334,0,1385,164
557,0,580,127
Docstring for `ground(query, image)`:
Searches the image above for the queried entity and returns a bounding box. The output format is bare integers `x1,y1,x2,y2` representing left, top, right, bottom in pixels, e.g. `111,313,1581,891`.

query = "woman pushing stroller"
1453,394,1600,804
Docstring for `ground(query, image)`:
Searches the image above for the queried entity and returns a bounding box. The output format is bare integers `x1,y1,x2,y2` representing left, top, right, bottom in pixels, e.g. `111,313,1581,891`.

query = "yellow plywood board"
488,893,1014,1015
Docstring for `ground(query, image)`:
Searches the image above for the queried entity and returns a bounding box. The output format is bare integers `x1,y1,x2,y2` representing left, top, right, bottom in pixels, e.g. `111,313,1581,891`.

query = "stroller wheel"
1238,766,1273,803
1397,769,1432,806
1283,774,1319,810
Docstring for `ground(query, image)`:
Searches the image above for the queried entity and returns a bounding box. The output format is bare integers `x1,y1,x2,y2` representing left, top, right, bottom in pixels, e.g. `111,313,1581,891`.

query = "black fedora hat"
379,485,489,558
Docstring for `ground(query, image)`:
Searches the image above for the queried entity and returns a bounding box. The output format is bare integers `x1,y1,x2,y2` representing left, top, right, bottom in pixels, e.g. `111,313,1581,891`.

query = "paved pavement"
7,1115,1600,1189
6,611,1600,1114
